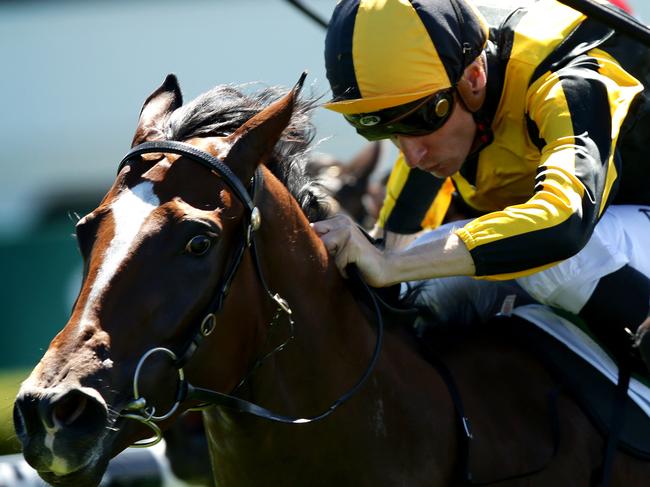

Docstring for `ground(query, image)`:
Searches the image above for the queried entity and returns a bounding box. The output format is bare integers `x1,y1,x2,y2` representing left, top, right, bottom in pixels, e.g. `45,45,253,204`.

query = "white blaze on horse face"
80,181,160,323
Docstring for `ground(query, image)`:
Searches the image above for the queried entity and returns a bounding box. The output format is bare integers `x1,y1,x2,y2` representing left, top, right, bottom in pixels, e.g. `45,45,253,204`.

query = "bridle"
115,140,384,447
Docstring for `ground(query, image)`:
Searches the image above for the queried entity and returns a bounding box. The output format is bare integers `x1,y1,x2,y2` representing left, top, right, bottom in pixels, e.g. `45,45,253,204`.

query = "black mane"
163,84,332,222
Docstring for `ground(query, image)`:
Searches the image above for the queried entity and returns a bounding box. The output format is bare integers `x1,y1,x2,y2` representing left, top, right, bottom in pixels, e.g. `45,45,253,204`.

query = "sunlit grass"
0,368,29,454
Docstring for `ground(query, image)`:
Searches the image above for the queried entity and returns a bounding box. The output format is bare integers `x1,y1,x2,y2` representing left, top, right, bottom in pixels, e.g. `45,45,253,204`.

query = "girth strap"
417,327,562,485
598,359,631,487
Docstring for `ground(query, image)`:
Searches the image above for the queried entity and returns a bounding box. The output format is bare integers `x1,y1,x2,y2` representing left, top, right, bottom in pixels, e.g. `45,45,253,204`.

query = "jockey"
313,0,650,372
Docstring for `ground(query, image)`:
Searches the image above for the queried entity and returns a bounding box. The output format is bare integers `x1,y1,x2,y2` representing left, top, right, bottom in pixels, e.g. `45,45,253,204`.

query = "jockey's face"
394,96,476,179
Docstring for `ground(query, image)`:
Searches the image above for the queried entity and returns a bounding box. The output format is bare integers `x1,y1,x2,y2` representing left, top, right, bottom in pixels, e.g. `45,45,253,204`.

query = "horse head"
13,73,324,486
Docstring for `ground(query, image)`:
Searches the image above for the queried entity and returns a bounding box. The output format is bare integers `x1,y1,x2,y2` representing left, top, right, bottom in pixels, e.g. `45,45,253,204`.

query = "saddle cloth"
513,304,650,418
511,304,650,459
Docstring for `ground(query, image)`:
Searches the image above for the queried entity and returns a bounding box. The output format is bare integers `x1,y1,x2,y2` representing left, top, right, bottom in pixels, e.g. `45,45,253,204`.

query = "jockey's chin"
422,157,464,179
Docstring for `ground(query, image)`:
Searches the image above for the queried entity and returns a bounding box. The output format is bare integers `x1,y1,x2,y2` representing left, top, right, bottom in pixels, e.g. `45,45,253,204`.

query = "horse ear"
345,142,382,182
131,74,183,147
224,72,307,181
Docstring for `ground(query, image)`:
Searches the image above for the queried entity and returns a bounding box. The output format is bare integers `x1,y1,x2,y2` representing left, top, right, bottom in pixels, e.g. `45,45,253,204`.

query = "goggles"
343,89,455,141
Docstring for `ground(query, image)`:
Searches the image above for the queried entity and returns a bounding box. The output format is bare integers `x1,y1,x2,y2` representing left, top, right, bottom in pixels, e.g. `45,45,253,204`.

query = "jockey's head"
324,0,489,148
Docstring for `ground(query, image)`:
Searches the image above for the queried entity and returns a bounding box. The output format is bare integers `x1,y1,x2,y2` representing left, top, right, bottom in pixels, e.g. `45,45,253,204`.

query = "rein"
116,140,384,447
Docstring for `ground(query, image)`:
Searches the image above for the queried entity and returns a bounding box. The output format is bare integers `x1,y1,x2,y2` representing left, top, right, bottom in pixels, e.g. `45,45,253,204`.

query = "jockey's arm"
312,213,474,287
454,64,640,279
382,228,475,284
370,226,418,251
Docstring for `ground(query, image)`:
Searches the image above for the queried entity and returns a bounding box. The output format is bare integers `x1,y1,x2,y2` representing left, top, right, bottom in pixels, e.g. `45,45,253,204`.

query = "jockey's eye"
185,235,213,256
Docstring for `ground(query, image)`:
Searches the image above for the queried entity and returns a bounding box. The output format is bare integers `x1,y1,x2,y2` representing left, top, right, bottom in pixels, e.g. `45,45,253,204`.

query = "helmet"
324,0,489,115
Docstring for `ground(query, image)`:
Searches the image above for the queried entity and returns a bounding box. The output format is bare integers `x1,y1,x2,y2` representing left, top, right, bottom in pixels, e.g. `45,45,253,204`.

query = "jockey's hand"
311,214,390,287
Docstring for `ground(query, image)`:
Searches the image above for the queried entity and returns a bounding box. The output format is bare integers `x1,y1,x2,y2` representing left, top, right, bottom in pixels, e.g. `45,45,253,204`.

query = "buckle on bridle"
251,207,262,231
272,293,292,316
247,207,262,247
201,313,217,337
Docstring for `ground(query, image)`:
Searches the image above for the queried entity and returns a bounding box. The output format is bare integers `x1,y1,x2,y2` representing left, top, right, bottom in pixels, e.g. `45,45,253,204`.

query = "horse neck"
201,174,459,483
240,173,378,410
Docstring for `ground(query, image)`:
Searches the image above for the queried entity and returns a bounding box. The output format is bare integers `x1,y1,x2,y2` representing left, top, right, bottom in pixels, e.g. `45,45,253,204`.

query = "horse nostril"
52,392,88,428
49,389,106,434
13,401,27,439
13,392,40,440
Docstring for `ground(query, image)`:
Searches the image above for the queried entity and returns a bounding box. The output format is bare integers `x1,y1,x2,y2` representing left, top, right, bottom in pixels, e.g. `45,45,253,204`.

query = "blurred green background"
0,0,649,456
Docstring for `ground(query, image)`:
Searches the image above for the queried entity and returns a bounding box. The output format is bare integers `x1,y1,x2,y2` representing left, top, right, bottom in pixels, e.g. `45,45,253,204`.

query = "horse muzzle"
13,385,109,477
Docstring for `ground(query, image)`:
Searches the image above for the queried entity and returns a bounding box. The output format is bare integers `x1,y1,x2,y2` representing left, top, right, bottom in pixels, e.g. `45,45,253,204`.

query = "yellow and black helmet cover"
324,0,489,115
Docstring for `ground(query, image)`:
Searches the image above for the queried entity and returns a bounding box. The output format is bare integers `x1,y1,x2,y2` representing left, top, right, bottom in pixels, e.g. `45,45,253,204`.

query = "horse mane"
163,84,332,222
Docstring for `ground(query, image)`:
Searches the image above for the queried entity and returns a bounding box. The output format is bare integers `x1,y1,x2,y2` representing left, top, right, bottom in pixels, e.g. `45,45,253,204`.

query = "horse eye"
185,235,212,256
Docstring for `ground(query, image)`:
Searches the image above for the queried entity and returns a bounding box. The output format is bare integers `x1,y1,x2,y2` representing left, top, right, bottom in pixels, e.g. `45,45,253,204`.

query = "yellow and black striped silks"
372,0,648,279
324,0,489,114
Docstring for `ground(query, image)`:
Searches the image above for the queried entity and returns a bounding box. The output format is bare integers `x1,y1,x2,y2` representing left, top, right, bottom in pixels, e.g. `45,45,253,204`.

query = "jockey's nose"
395,135,428,168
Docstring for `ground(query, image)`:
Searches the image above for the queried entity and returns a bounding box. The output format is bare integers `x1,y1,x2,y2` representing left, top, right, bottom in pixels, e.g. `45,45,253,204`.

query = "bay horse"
13,74,650,486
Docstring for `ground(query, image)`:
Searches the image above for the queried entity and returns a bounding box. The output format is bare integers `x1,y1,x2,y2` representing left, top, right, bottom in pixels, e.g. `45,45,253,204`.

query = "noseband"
116,140,384,447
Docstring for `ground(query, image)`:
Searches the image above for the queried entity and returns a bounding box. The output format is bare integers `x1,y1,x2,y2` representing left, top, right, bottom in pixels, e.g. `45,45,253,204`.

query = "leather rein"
114,140,384,447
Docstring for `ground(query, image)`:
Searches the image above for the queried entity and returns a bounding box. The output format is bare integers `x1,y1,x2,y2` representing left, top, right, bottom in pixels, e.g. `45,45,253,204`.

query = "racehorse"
13,74,650,486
